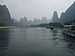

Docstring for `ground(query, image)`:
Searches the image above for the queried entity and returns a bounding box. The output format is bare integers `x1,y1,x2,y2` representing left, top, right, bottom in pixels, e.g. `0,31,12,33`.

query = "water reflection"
66,37,75,48
63,34,75,55
52,29,58,36
0,28,9,56
50,29,59,40
3,28,75,56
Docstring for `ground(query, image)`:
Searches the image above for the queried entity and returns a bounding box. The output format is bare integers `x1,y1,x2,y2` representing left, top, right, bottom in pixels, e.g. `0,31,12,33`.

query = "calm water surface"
0,27,75,56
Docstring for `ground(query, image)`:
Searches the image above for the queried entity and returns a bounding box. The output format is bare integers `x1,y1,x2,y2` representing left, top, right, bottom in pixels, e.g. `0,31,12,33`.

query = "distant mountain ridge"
52,11,59,23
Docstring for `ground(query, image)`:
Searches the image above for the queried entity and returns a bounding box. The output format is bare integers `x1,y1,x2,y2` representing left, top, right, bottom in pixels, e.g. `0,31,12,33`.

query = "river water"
0,27,75,56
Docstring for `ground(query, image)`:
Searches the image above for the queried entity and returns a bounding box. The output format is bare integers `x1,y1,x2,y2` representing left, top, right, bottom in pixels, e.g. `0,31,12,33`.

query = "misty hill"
52,11,59,23
0,5,11,26
60,2,75,25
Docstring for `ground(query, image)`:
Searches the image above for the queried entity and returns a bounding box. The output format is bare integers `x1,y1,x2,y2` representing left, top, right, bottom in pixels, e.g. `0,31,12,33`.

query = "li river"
0,27,75,56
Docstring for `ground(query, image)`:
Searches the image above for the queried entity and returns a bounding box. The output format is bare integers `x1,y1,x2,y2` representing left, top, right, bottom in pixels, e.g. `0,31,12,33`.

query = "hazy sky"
1,0,74,20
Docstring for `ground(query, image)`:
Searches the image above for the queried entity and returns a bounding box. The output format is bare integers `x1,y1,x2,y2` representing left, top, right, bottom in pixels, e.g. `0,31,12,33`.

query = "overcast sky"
0,0,74,20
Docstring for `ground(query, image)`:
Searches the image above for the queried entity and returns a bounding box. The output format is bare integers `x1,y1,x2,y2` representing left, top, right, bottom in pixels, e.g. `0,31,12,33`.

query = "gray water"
0,27,75,56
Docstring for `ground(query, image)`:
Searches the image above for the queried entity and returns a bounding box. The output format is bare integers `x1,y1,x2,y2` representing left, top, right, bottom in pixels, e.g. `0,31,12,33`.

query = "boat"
46,25,54,30
50,27,54,30
63,25,75,37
